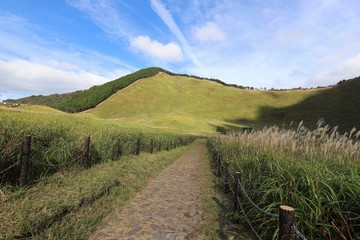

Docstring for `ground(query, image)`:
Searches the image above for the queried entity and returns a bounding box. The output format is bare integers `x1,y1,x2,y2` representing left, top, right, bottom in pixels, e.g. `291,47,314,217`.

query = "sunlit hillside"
81,72,323,133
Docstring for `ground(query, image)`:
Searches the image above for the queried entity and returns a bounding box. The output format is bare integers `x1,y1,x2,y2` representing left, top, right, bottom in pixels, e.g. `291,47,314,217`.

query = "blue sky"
1,0,360,100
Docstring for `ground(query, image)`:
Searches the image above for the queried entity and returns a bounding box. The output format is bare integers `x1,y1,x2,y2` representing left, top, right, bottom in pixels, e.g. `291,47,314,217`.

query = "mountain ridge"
9,67,249,113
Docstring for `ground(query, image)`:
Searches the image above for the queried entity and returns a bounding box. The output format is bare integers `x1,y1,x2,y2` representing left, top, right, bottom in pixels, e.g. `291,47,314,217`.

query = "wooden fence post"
84,136,90,168
114,138,121,160
278,205,296,240
234,172,240,212
225,161,230,192
136,137,141,155
19,135,31,186
150,139,154,154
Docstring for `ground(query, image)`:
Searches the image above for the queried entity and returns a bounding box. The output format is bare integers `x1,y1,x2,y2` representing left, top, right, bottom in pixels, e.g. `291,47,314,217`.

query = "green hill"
9,67,360,134
81,72,360,133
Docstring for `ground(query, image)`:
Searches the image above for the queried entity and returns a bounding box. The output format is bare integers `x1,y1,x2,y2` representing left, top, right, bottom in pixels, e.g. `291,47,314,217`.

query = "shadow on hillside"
227,77,360,133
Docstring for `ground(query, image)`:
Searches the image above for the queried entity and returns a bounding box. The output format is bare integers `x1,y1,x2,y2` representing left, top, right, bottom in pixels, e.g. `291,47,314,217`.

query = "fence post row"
84,135,91,168
19,135,31,186
278,205,296,240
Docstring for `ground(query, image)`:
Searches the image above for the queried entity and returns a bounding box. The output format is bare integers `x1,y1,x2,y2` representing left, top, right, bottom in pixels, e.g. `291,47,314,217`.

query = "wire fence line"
0,140,23,177
1,134,190,186
30,152,85,168
0,161,20,176
211,147,308,240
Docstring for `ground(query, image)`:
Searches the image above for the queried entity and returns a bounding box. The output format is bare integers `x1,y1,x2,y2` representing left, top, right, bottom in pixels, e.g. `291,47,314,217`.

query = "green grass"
0,144,192,239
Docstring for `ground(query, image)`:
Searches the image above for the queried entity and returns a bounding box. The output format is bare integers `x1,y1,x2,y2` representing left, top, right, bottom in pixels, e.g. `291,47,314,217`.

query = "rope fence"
211,148,307,240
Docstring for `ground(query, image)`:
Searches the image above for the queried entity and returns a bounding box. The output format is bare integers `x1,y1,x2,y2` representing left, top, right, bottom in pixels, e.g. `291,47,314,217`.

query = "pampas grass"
208,121,360,239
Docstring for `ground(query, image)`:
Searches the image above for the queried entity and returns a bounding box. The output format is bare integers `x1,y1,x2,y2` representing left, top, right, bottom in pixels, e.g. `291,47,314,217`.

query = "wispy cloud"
150,0,205,70
166,0,360,88
67,0,134,41
69,0,188,65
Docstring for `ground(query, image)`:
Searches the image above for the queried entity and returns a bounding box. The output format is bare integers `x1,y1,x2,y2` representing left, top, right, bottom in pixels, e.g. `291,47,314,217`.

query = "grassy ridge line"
0,143,194,239
11,67,243,114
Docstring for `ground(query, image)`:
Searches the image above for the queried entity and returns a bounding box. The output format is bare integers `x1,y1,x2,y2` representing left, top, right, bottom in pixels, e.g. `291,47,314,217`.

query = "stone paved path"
90,141,206,240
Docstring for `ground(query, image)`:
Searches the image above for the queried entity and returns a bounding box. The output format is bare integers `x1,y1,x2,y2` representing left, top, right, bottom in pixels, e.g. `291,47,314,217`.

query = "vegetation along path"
91,140,207,240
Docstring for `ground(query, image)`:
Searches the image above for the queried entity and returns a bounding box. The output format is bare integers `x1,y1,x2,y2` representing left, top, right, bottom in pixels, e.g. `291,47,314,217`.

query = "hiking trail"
91,140,206,240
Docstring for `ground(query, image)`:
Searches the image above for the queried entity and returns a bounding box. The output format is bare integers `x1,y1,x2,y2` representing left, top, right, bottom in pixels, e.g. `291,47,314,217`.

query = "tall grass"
0,109,194,185
208,121,360,239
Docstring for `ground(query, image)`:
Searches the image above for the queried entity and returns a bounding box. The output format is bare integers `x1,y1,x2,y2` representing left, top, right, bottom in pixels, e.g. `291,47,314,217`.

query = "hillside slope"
10,67,360,134
82,72,330,133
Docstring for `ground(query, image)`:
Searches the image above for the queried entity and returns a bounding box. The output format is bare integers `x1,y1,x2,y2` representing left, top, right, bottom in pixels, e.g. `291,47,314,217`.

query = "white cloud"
194,22,225,42
131,36,183,62
0,12,135,100
0,59,109,96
